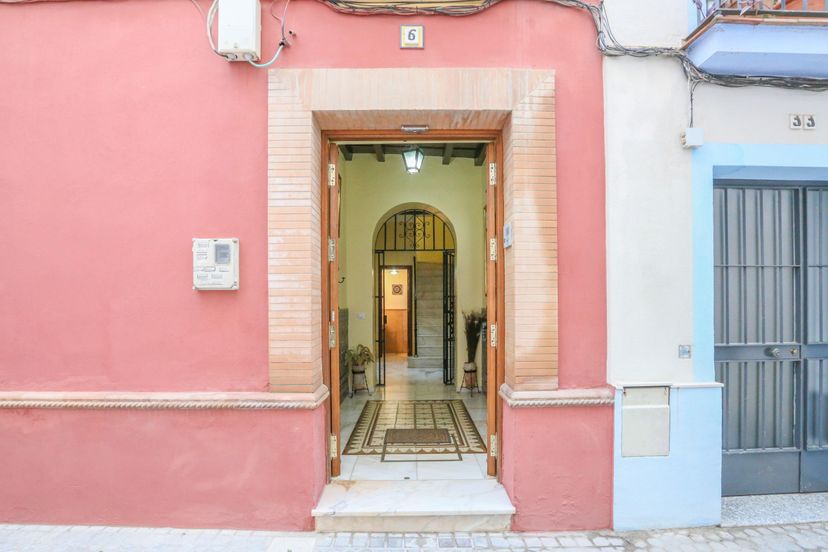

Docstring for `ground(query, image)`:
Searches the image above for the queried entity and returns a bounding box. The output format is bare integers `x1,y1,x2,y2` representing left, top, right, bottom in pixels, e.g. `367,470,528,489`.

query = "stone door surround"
267,67,559,406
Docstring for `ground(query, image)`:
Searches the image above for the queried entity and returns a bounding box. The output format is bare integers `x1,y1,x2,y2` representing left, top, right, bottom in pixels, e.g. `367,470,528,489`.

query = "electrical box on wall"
217,0,261,62
621,386,670,457
193,238,239,290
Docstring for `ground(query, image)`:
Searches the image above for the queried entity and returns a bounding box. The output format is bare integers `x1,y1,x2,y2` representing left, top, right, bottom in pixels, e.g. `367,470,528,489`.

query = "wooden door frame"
321,129,505,479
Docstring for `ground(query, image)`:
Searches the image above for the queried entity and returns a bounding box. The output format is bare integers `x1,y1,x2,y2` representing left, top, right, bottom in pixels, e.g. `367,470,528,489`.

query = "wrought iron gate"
714,184,828,495
374,250,386,386
443,250,456,385
374,208,456,386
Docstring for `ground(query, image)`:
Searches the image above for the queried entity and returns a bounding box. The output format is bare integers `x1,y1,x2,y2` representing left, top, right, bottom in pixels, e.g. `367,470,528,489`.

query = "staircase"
408,262,443,369
313,480,514,532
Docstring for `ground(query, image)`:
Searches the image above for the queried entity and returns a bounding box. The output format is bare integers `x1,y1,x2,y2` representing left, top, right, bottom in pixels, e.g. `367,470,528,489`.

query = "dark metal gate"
374,250,386,386
443,250,456,385
714,184,828,495
374,208,456,386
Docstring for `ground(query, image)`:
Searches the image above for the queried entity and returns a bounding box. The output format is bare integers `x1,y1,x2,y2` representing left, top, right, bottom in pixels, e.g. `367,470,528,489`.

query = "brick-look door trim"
266,68,559,404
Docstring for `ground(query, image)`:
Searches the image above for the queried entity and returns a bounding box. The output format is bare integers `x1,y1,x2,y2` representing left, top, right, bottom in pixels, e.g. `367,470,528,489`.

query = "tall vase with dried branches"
461,310,485,393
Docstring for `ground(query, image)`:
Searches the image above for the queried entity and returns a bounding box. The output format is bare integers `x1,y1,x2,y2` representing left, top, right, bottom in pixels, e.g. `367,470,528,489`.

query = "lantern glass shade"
402,148,425,174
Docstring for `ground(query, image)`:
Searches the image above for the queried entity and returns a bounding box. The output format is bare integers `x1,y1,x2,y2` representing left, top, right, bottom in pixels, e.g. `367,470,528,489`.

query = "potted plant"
461,310,486,392
343,344,375,396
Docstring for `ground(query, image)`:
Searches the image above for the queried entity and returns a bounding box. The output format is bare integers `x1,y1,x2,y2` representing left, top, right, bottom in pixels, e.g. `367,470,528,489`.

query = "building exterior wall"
605,0,828,530
0,406,327,530
1,0,271,393
0,0,609,531
501,402,614,531
602,0,721,530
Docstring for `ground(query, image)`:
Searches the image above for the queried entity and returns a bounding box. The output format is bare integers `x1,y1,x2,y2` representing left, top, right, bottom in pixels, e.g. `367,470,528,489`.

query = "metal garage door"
714,184,828,496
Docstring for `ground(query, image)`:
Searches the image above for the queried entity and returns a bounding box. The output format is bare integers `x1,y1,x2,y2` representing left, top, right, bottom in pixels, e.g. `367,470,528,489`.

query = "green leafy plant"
463,309,486,363
343,344,375,370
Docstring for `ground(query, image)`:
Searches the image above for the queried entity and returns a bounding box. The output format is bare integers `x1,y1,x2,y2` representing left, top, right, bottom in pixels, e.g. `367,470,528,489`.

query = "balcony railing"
696,0,828,25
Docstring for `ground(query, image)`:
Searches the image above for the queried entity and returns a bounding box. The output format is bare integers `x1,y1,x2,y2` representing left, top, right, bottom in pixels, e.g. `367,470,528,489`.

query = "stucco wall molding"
0,388,330,410
499,383,614,408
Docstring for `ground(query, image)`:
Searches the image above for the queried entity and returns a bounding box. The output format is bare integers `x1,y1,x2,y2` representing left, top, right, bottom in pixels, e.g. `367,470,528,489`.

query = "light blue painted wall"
614,143,828,531
687,23,828,78
613,386,722,531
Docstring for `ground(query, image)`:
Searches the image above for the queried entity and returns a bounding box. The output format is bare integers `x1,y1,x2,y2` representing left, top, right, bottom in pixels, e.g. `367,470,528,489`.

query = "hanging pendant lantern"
402,147,425,174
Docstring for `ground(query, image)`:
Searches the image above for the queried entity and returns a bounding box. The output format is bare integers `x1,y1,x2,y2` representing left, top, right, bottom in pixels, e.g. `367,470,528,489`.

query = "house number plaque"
400,25,424,49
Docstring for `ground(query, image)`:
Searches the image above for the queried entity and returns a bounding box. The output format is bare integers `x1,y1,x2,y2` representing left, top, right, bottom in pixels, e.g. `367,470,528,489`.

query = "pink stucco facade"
0,0,610,530
501,403,614,531
1,407,327,530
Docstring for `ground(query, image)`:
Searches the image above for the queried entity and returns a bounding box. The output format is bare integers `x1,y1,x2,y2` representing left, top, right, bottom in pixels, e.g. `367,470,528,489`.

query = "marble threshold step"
312,479,514,532
407,356,443,369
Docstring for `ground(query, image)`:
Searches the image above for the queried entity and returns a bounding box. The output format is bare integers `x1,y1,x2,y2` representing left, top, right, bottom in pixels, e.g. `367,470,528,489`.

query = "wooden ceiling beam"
373,144,385,162
473,143,486,166
341,145,353,161
442,143,454,165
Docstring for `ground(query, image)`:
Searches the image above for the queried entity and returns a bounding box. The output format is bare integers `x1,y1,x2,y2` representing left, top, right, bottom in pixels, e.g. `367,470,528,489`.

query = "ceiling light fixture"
400,124,429,134
402,147,425,174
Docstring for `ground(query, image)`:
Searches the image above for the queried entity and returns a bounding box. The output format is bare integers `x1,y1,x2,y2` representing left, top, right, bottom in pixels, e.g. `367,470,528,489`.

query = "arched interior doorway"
373,207,457,386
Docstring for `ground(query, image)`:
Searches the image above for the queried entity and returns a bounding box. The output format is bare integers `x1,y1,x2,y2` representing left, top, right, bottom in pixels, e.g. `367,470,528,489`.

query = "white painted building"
603,0,828,530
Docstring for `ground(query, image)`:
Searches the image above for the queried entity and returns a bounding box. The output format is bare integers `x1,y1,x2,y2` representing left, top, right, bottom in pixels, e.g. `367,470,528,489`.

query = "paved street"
1,522,828,551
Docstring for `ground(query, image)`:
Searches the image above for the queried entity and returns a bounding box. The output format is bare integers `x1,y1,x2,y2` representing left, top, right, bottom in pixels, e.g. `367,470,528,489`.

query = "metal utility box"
621,386,670,457
193,238,239,291
217,0,261,62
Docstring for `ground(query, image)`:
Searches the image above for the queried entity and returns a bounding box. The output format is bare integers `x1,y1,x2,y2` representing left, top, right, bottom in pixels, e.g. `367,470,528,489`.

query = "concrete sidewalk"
2,522,828,551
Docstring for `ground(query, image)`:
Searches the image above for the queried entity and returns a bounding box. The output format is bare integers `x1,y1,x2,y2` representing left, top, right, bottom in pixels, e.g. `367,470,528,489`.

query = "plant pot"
461,362,479,393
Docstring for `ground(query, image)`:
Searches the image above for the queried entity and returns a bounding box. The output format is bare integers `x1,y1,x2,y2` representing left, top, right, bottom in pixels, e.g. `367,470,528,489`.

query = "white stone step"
407,356,443,369
416,346,443,358
313,479,514,532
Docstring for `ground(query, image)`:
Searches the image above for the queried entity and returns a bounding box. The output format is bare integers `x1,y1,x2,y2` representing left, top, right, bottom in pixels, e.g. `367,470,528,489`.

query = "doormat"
343,399,486,455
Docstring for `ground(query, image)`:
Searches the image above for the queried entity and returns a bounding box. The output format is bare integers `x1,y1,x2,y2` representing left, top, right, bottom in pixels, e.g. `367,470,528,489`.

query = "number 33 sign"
400,25,424,49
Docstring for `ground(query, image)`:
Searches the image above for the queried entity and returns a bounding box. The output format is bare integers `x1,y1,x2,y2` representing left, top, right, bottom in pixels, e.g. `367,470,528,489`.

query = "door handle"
765,347,781,359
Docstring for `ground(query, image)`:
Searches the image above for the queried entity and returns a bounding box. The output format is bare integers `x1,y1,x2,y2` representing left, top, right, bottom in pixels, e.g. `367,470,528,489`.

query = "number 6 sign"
400,25,424,49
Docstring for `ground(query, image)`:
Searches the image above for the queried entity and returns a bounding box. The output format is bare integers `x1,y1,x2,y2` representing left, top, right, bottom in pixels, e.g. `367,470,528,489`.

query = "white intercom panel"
193,238,239,291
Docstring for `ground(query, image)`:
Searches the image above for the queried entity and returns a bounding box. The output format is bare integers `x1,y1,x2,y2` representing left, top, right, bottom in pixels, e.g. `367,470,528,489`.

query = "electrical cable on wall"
3,0,828,90
319,0,828,93
246,0,291,67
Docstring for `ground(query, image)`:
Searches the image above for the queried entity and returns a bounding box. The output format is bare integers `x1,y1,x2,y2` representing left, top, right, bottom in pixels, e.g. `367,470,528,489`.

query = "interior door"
715,184,828,495
485,142,500,477
327,143,342,477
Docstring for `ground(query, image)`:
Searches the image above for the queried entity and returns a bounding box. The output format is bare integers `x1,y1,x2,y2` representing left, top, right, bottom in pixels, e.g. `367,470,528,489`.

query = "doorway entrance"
374,209,457,387
380,266,412,357
714,183,828,496
323,132,503,480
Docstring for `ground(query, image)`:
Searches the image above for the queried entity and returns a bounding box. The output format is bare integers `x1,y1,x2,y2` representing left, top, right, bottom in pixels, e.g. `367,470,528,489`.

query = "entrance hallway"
338,355,488,481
